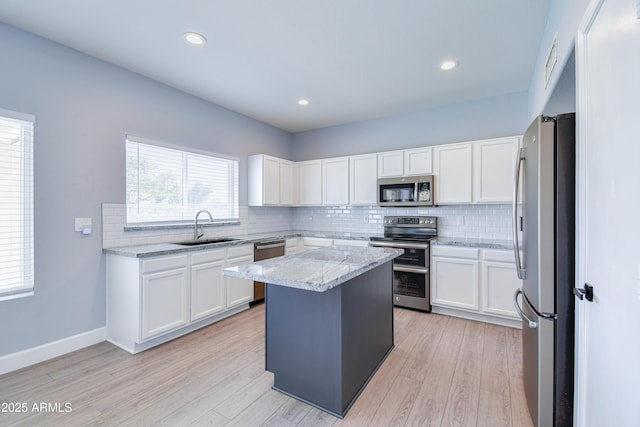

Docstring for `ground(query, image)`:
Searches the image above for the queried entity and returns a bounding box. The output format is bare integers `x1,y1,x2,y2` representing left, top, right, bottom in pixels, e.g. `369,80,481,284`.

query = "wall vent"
544,35,558,89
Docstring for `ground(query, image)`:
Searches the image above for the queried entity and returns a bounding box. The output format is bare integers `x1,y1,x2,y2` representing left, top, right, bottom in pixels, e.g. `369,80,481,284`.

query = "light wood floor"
0,305,533,426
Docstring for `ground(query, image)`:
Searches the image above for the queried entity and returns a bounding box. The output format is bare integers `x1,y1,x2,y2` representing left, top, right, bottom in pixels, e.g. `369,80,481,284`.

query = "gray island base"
223,245,402,418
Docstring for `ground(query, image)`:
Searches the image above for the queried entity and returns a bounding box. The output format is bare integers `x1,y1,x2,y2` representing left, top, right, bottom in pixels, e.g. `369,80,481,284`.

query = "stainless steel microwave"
377,176,434,207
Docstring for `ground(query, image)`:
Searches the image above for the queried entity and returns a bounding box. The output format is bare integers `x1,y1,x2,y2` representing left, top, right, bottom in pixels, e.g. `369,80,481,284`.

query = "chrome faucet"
194,209,213,240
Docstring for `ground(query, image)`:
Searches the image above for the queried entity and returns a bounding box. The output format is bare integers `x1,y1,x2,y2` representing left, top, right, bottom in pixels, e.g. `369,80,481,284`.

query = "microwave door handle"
512,147,526,279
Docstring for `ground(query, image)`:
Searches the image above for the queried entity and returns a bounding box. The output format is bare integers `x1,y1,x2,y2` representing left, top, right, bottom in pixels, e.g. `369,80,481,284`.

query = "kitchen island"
224,245,402,418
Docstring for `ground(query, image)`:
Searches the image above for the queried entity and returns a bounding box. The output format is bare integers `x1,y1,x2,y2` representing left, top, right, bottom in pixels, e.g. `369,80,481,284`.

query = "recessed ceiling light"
184,32,206,46
440,60,459,71
297,99,310,107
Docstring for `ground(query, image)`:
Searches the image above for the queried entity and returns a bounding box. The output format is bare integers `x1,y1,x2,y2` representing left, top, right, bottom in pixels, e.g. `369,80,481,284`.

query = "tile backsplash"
102,204,293,248
102,203,513,248
292,205,513,240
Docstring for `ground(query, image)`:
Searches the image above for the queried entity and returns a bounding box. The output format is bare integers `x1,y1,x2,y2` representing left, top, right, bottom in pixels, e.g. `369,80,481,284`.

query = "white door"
575,0,640,425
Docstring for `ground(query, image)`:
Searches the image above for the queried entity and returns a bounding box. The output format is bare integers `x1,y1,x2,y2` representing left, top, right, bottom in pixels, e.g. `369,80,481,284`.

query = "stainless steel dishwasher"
252,239,285,304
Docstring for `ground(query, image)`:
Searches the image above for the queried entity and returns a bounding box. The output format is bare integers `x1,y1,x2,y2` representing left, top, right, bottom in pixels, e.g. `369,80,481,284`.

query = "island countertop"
223,245,402,293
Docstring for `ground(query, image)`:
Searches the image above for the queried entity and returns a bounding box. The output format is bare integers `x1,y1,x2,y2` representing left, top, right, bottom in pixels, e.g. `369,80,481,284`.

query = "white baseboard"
431,305,521,329
0,328,106,376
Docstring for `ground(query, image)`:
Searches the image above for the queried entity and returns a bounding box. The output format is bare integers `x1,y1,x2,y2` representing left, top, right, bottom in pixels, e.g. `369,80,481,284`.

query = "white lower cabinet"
190,249,226,322
431,247,479,311
333,238,370,247
302,237,334,251
107,244,254,354
431,246,522,327
300,237,368,251
481,250,522,318
141,262,189,340
225,245,254,308
285,238,298,255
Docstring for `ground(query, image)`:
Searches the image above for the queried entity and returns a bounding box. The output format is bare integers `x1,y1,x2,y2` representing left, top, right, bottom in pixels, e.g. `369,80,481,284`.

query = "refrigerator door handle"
514,288,537,329
512,147,526,279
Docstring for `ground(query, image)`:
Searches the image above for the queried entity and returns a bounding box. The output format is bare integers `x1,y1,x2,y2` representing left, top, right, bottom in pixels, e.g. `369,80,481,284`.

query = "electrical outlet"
74,217,92,232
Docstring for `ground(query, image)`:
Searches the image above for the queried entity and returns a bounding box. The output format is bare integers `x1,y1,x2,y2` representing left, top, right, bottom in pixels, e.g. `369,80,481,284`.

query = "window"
126,136,239,226
0,109,34,300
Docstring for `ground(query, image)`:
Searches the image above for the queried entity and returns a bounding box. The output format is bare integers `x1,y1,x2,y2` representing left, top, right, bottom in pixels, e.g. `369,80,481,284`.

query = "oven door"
393,265,431,312
368,240,428,268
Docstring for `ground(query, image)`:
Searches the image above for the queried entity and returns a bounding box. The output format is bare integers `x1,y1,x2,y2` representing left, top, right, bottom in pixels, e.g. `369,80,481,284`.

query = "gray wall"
291,91,530,161
0,23,292,356
527,0,589,120
543,49,576,117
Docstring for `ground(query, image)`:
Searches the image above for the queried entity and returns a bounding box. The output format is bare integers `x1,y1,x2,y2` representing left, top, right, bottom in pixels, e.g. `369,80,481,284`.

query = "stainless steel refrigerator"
512,114,575,427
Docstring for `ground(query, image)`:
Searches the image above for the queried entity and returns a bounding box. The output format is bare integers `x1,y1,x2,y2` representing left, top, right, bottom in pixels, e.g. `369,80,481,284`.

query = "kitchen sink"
175,238,240,246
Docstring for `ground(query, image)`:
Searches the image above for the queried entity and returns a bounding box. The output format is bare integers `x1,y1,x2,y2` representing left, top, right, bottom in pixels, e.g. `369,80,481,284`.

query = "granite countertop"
433,237,513,250
102,228,513,258
102,230,378,258
223,245,402,293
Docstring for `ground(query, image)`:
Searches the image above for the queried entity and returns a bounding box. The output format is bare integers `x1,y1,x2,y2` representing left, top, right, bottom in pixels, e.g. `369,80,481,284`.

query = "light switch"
75,217,92,232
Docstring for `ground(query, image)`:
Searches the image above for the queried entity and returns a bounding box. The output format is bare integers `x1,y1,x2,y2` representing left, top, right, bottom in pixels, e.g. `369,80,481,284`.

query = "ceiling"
0,1,551,132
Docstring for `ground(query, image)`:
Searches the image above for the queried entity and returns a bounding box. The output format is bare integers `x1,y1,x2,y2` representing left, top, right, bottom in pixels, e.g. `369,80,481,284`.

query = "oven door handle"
393,265,429,275
369,241,430,250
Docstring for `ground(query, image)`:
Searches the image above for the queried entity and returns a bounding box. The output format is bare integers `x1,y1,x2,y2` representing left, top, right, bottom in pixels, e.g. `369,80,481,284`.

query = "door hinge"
574,283,594,302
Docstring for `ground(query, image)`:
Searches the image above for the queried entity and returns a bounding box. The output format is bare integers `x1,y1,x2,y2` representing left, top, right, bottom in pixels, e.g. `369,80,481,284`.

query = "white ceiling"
0,0,551,132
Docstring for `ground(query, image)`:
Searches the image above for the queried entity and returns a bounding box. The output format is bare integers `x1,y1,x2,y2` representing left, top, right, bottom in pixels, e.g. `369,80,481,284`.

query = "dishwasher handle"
255,241,286,250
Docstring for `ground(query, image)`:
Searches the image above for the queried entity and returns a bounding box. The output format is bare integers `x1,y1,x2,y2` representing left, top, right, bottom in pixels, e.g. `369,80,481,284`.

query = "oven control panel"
383,216,437,227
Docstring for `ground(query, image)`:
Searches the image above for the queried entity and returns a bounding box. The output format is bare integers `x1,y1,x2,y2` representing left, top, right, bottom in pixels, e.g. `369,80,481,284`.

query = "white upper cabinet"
377,147,432,178
297,160,323,205
377,151,404,178
434,143,473,204
473,136,521,203
251,136,520,208
248,154,293,206
404,147,433,175
349,154,377,205
279,159,294,206
322,157,349,205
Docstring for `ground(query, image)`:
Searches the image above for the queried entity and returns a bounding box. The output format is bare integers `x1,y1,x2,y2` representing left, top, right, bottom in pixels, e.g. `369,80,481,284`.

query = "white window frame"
0,108,35,301
125,136,240,228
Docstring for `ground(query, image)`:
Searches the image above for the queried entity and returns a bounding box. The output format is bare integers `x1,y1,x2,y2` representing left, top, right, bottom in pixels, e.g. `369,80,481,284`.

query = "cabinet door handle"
512,147,526,279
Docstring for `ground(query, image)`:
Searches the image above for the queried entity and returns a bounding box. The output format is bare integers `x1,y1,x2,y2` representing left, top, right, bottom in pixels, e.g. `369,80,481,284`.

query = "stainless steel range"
369,216,437,312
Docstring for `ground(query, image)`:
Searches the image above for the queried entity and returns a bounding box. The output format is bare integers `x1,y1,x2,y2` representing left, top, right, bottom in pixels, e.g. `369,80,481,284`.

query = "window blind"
126,137,239,225
0,109,34,300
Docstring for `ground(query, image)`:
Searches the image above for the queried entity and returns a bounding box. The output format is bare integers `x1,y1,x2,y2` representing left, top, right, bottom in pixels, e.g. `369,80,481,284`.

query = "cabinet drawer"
333,238,369,247
303,237,333,247
191,249,225,265
141,254,188,274
227,244,253,258
431,246,479,259
482,249,516,263
285,238,298,248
